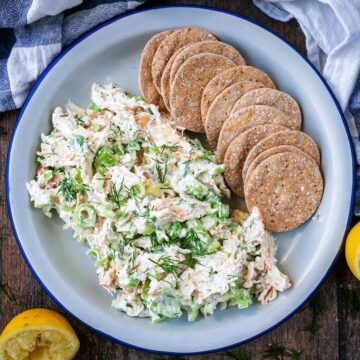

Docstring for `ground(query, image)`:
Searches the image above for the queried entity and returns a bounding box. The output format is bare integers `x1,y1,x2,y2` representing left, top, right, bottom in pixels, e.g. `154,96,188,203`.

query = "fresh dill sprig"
344,285,360,315
0,283,24,307
74,114,84,124
150,256,180,278
217,349,252,360
179,257,199,269
107,180,124,207
57,173,88,202
154,157,168,183
149,255,199,277
299,291,326,338
160,143,180,155
262,344,303,359
124,184,140,208
182,229,208,256
57,177,76,202
182,160,191,177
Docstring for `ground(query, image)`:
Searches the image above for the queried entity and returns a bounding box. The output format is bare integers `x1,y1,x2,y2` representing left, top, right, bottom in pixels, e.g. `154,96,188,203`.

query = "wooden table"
0,1,358,359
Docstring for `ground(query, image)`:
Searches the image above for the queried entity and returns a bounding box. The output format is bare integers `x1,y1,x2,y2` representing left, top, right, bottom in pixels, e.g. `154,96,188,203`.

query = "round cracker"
139,30,174,111
201,65,276,122
232,88,302,129
244,151,323,232
244,145,307,188
216,105,292,163
242,130,320,181
161,41,245,112
170,41,245,86
205,81,264,148
151,27,217,93
223,124,287,196
170,53,236,133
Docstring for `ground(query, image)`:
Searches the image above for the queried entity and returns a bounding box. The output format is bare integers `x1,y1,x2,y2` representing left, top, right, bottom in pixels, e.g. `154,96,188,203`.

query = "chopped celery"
94,147,116,174
74,204,97,228
43,170,53,182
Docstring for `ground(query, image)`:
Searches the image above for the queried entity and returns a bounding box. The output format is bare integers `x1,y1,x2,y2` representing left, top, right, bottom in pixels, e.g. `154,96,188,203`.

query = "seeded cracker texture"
216,105,293,163
139,30,174,112
201,65,276,122
244,145,308,188
205,80,265,148
151,28,217,93
161,40,244,112
170,53,236,133
232,88,302,129
243,129,321,181
224,124,287,196
244,152,323,232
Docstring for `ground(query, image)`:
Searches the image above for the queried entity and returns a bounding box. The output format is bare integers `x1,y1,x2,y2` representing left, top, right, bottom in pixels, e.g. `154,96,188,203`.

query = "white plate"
6,6,355,354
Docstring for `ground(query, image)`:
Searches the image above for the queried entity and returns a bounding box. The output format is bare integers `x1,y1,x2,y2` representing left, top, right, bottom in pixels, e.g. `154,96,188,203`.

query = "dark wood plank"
0,1,356,359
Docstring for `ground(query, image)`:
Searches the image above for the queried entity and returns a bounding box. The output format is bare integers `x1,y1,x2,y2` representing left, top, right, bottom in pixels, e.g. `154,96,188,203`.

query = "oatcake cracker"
223,124,286,196
151,27,217,93
244,151,323,232
161,49,184,111
201,65,276,122
244,145,307,188
139,30,174,111
242,130,320,181
170,53,236,133
161,41,245,111
205,81,264,148
170,41,245,86
232,88,302,129
216,105,292,163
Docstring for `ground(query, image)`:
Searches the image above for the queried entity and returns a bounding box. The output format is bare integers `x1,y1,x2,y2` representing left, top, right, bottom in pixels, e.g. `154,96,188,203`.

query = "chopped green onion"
74,204,97,228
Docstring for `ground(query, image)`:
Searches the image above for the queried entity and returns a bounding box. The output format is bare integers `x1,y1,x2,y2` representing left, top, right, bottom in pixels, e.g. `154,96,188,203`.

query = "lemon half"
345,222,360,280
0,308,80,360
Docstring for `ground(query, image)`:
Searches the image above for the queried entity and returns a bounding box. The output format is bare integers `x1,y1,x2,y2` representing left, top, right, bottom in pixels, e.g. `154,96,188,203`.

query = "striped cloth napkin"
0,0,144,111
254,0,360,215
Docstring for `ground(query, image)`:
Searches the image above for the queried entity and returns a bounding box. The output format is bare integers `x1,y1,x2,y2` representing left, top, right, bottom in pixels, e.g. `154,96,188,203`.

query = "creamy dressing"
27,84,290,322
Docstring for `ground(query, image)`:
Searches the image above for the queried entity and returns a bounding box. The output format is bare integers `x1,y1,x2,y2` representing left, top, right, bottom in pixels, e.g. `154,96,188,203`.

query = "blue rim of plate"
5,5,356,355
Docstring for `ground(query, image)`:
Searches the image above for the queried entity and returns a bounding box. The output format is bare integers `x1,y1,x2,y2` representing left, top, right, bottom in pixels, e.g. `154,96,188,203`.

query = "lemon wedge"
0,308,80,360
345,222,360,281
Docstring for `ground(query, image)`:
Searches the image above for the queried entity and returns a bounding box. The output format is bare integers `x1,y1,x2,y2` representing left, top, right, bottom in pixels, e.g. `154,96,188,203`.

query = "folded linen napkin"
0,0,144,111
254,0,360,215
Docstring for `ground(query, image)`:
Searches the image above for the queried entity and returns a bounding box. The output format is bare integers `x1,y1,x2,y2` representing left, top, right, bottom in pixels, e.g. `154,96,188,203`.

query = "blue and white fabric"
254,0,360,215
0,0,144,111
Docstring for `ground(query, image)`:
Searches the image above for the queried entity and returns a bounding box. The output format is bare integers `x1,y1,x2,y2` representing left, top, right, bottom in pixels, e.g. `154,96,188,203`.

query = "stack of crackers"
139,27,324,233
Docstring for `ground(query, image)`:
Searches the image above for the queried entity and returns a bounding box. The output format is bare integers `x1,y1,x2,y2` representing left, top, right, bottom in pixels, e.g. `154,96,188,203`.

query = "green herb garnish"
89,102,103,112
107,180,124,207
150,256,180,278
182,229,207,256
299,291,326,338
57,172,88,202
262,344,303,359
74,114,84,124
94,147,116,174
154,157,168,183
182,160,191,177
217,349,252,360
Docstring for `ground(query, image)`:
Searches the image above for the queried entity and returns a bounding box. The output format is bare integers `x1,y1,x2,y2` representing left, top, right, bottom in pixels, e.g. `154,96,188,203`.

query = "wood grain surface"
0,1,358,359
